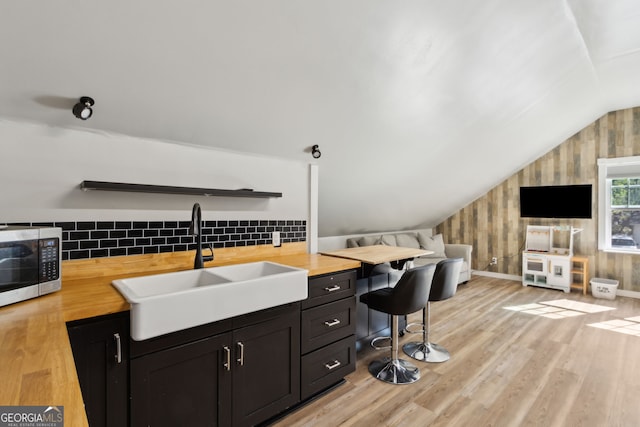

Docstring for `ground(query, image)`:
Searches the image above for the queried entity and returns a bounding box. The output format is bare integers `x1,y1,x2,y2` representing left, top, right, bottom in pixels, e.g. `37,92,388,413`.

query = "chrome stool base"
369,357,420,384
403,341,450,363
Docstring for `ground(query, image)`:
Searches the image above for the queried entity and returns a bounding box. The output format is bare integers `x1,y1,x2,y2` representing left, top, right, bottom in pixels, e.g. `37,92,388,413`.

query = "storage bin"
591,278,619,300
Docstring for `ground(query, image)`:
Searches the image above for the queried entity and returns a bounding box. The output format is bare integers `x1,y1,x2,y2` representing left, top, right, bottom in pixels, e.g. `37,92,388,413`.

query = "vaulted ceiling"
2,1,640,236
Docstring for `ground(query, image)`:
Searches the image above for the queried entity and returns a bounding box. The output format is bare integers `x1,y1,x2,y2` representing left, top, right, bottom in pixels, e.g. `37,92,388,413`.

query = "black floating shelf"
80,180,282,198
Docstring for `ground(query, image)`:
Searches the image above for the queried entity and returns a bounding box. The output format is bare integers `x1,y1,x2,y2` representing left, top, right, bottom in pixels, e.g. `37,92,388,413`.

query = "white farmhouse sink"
112,261,308,340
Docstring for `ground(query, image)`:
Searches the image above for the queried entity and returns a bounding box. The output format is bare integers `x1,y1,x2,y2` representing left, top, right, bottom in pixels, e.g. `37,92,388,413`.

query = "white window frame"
598,156,640,254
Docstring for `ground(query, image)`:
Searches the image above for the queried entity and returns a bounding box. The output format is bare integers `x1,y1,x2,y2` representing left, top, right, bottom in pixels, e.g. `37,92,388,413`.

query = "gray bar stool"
359,264,435,384
403,258,462,363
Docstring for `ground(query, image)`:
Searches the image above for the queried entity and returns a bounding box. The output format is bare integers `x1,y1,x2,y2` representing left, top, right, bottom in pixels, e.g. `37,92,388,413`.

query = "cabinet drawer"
301,335,356,401
301,297,356,354
303,270,356,309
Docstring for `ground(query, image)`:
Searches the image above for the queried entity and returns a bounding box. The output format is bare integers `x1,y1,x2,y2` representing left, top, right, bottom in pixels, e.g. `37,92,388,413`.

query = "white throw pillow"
357,235,382,246
395,233,420,249
417,232,446,258
380,234,397,246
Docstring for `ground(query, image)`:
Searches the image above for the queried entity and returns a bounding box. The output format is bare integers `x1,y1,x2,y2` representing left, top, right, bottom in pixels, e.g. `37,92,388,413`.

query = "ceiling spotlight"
311,145,321,159
73,96,94,120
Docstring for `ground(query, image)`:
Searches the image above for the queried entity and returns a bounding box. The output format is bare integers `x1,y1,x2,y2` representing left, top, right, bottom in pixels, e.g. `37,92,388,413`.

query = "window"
598,156,640,253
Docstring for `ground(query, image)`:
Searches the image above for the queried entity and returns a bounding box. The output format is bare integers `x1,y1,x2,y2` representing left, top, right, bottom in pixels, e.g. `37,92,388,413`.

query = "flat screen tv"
519,184,592,219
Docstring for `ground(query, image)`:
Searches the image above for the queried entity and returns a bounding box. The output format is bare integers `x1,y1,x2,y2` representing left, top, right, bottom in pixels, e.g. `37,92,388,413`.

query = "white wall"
0,119,310,225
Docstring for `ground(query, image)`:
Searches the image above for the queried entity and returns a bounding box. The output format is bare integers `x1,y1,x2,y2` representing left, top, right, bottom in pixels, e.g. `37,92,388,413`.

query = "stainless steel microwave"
0,226,62,307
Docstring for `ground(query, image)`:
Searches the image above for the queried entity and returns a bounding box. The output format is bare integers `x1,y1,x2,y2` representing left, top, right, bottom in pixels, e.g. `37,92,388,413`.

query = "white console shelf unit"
522,225,582,293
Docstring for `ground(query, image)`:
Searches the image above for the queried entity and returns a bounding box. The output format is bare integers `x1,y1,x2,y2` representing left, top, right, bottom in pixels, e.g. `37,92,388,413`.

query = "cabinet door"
355,277,370,342
523,254,547,274
130,332,232,427
548,257,571,287
67,312,129,427
368,273,391,336
231,307,300,427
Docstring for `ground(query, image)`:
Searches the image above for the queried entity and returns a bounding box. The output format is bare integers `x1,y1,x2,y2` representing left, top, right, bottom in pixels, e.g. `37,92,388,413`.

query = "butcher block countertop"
0,242,359,427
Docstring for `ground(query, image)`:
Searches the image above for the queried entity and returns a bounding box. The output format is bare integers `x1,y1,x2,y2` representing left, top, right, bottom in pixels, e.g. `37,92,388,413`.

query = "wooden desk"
321,245,432,266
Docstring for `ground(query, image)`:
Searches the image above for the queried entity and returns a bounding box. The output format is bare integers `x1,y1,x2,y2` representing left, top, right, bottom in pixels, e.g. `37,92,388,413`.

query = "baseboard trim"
472,270,521,281
615,289,640,299
472,271,640,299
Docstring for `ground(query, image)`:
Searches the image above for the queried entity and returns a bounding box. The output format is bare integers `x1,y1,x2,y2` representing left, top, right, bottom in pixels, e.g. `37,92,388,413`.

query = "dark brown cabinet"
66,269,358,427
130,303,300,427
130,332,232,426
300,270,357,401
232,304,300,426
67,312,130,427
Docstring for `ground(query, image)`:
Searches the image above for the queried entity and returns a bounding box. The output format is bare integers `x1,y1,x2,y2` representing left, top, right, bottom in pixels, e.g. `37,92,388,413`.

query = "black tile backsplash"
9,219,306,261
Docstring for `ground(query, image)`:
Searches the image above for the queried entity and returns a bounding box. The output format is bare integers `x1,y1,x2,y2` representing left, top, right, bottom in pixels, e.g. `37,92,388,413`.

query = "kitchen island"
0,242,359,427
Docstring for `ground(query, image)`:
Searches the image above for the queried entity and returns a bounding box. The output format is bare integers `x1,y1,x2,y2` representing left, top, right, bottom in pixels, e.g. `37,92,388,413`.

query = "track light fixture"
73,96,94,120
311,145,321,159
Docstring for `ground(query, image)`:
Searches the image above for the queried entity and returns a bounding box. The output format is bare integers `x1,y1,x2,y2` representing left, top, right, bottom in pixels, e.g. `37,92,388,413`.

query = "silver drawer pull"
325,360,341,370
324,319,341,327
324,285,341,292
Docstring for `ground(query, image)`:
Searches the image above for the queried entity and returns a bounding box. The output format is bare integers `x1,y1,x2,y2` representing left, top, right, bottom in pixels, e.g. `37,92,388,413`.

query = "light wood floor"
275,275,640,427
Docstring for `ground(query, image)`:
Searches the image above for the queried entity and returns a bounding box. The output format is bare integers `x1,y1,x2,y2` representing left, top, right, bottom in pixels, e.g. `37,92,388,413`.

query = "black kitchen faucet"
189,202,214,269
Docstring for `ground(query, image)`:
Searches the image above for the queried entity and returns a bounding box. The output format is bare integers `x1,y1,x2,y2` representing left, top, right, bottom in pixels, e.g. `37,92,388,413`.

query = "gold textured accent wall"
436,106,640,292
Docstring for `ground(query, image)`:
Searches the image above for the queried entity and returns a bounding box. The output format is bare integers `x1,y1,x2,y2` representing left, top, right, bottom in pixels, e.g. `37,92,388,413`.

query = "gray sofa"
346,231,472,284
